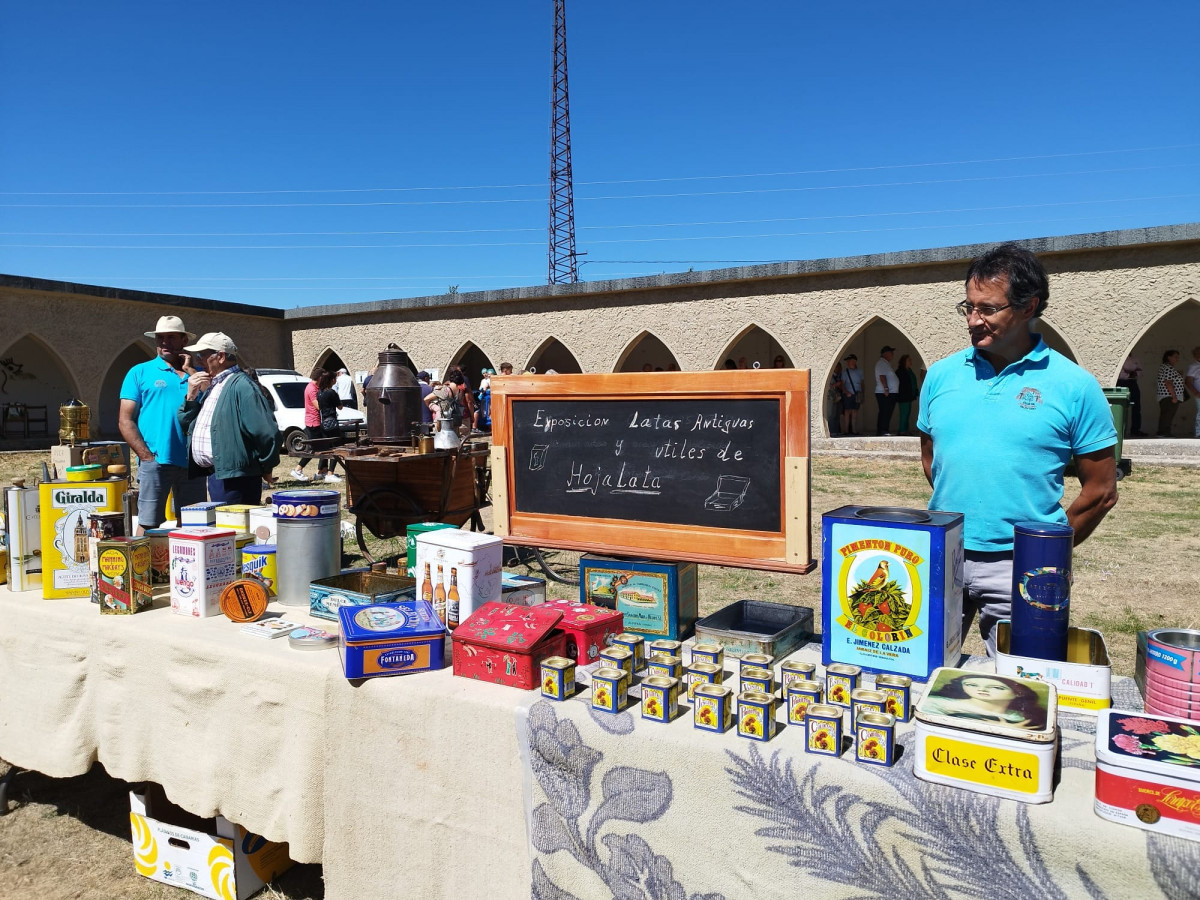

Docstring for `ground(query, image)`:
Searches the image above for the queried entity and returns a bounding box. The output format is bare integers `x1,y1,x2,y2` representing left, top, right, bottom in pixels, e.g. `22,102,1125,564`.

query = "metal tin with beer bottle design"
805,703,844,757
826,663,861,708
876,673,912,722
540,656,576,700
640,676,679,723
855,711,896,766
787,679,824,724
693,683,732,733
591,667,627,713
738,691,778,742
687,662,723,700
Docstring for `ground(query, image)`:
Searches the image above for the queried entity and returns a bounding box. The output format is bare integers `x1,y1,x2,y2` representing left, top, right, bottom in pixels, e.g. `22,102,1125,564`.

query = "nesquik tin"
741,665,774,696
876,674,913,722
647,653,683,680
640,676,679,723
826,663,861,708
687,662,723,701
691,642,724,669
540,656,576,700
693,683,732,733
591,667,627,713
855,712,896,766
611,633,646,670
787,679,823,723
806,704,844,756
738,691,778,742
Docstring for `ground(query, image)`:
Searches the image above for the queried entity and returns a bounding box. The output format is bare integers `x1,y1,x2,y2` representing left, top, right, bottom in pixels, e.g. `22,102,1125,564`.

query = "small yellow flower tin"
540,656,576,701
599,645,634,682
640,675,679,723
737,691,778,742
825,663,862,709
855,712,896,766
851,688,888,729
690,642,725,669
693,683,732,733
687,662,723,700
876,673,912,722
787,679,824,724
740,653,773,679
649,639,682,660
647,653,683,680
591,667,627,714
805,703,844,757
611,633,646,671
741,665,774,697
780,660,817,691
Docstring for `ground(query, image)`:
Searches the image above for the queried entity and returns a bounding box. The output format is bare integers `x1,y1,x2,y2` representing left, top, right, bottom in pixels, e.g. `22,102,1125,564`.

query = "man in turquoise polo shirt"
119,315,208,530
918,244,1118,655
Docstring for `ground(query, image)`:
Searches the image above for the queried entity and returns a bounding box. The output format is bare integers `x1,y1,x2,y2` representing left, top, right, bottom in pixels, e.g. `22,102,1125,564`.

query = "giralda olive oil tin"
822,505,964,680
40,478,126,598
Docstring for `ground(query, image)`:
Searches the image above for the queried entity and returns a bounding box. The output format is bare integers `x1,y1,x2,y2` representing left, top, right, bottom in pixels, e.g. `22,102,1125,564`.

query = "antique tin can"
737,691,778,742
691,642,724,669
640,675,679,723
310,569,416,622
451,602,568,689
544,600,625,666
996,621,1111,714
219,577,271,623
741,666,774,697
580,555,699,641
781,660,817,691
540,656,576,700
599,645,635,684
39,478,126,598
275,490,342,608
4,483,41,591
822,505,965,680
876,674,913,722
826,663,861,708
96,537,153,614
693,683,732,733
740,653,773,678
851,688,888,729
806,704,844,756
169,527,238,617
1010,522,1074,662
338,600,447,679
649,639,682,660
405,522,457,578
855,712,897,766
145,528,171,585
248,505,277,545
87,511,126,604
180,501,221,527
687,662,723,701
415,529,503,623
591,667,627,713
787,679,824,724
647,654,683,681
65,464,101,482
240,544,278,595
215,503,259,534
611,632,646,671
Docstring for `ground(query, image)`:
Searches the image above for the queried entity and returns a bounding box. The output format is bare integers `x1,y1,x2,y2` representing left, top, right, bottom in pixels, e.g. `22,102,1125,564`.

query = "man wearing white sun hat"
119,315,208,531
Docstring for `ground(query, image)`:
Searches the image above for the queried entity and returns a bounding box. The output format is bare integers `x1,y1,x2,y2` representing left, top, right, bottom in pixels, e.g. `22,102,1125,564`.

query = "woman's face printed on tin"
962,677,1017,702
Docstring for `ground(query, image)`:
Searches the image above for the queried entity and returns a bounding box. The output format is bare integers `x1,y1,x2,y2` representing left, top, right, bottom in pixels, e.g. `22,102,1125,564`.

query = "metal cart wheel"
350,486,426,565
505,545,581,586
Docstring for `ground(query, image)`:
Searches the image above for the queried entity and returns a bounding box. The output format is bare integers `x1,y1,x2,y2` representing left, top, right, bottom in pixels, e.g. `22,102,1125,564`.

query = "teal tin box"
822,506,964,682
311,570,417,621
579,554,698,642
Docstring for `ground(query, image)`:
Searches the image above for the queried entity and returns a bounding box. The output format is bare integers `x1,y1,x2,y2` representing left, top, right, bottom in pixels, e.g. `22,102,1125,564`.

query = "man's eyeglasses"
956,301,1013,318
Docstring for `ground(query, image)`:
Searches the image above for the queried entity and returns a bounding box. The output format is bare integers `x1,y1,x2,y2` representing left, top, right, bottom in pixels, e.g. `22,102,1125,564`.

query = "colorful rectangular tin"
580,555,699,641
822,505,964,680
855,712,896,766
693,683,732,733
168,528,238,617
640,676,679,722
540,656,576,700
737,691,778,742
687,662,723,701
39,478,125,598
781,660,817,691
611,632,646,670
805,704,844,756
310,570,417,621
649,640,682,660
787,679,823,724
995,621,1112,714
875,674,912,722
690,642,724,669
599,645,634,681
851,688,888,729
96,537,153,614
826,664,861,708
87,511,126,604
739,653,773,678
647,654,683,681
741,666,774,697
451,601,568,690
591,667,627,713
545,599,625,666
338,600,447,679
179,501,221,526
145,528,171,585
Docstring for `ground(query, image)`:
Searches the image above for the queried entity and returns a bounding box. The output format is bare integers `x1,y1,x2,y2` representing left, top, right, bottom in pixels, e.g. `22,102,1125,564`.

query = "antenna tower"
548,0,578,284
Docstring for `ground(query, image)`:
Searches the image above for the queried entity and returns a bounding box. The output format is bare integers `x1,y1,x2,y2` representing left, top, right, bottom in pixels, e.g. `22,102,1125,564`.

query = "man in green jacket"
178,332,280,504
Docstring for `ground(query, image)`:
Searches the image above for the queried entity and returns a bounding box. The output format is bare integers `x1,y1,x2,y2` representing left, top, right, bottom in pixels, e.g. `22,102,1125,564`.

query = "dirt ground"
1,449,1195,899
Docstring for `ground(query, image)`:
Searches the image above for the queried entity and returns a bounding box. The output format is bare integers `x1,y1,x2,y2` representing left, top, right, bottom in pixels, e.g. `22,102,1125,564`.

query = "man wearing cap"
874,346,899,436
839,354,862,436
177,333,280,504
119,316,208,531
334,367,358,410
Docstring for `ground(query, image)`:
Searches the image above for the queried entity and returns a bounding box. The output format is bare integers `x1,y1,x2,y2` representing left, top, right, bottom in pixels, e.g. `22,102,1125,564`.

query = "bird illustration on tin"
865,560,889,589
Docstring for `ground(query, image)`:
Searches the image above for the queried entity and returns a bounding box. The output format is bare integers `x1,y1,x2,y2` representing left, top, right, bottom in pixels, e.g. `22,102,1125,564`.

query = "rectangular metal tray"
693,599,813,661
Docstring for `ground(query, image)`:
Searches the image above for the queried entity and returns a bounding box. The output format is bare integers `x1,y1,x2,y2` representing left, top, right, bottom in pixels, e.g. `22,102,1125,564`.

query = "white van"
255,369,366,455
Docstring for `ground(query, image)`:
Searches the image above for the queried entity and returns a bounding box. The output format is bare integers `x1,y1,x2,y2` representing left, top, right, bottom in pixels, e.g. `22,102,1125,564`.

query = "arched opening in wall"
526,337,583,375
0,334,81,439
314,347,346,377
97,342,154,438
827,318,927,439
1030,318,1077,363
614,332,680,373
1116,298,1200,438
714,325,792,371
449,342,496,390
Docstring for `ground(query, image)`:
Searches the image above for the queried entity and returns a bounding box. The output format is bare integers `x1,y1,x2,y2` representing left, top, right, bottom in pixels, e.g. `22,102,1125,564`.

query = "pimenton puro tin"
787,679,823,724
641,676,680,723
826,663,861,708
738,691,778,742
875,674,913,722
611,633,646,671
739,653,773,678
693,683,732,733
540,656,576,700
805,704,844,757
855,712,897,766
649,639,682,660
913,667,1059,804
599,645,635,683
687,662,723,701
591,667,628,713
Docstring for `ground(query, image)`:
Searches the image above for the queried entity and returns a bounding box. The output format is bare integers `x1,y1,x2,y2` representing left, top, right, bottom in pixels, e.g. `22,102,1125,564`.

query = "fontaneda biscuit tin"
338,600,446,679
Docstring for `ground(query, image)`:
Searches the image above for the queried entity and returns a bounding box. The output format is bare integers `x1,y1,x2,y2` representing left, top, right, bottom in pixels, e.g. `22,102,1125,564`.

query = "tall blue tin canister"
1010,522,1073,662
822,506,965,681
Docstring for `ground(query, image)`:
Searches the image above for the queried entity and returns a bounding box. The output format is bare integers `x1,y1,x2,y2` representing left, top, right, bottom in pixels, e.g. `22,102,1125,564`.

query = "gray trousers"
962,550,1014,658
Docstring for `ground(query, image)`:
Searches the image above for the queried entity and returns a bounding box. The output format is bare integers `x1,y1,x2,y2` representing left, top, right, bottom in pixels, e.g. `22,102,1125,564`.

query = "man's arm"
919,431,934,487
1067,448,1118,546
118,399,154,462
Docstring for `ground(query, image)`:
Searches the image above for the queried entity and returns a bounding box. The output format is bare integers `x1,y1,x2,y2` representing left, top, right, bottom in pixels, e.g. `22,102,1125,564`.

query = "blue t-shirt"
917,337,1117,552
119,356,191,466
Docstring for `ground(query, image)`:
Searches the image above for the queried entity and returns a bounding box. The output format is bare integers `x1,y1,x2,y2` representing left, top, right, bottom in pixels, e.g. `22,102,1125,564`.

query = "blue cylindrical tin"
1010,521,1074,661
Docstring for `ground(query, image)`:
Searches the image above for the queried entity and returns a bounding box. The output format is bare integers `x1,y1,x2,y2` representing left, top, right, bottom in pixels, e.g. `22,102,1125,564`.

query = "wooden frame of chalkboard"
489,371,814,574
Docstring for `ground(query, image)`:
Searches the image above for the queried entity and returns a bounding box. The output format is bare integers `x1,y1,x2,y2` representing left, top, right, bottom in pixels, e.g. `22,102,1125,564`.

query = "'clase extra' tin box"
452,601,568,690
338,600,447,679
541,599,624,665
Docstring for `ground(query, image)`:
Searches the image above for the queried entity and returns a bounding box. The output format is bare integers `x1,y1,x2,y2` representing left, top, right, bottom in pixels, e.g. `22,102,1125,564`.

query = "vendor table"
2,583,1197,899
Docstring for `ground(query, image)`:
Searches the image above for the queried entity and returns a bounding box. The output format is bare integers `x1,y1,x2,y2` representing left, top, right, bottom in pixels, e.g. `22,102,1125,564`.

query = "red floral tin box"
452,601,568,689
541,599,624,666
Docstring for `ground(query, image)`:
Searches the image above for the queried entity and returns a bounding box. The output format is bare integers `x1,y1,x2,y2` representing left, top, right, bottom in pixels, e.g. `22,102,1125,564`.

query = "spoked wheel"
350,486,426,565
505,545,581,586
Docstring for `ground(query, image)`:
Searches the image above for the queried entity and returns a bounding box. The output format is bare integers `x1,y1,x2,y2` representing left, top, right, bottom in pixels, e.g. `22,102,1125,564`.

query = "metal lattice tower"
548,0,578,284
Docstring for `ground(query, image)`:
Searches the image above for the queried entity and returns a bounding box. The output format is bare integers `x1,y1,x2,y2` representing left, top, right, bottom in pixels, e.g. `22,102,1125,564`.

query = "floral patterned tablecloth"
519,651,1200,900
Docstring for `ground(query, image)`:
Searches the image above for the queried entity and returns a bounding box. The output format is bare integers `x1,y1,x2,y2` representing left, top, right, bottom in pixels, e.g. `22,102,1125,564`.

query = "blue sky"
2,1,1197,309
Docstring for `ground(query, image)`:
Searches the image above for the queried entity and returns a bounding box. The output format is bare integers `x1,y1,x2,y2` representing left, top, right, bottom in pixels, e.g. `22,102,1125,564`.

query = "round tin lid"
289,627,338,650
219,578,271,623
1147,628,1200,653
914,666,1058,743
853,506,931,523
272,489,341,520
243,543,277,554
1013,521,1075,538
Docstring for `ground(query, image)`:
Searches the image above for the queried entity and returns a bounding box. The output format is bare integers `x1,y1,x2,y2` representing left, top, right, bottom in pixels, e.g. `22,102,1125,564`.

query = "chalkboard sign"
490,371,813,573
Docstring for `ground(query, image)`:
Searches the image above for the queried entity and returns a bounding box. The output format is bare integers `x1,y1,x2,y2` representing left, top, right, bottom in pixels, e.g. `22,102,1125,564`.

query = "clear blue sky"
2,2,1197,309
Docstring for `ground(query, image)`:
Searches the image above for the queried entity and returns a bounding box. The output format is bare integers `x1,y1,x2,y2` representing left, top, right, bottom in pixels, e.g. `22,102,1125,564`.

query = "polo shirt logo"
154,379,167,388
1016,387,1043,410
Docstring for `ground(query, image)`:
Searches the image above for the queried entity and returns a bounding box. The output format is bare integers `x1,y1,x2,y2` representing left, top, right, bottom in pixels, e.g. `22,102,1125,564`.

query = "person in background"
840,354,862,436
315,370,343,480
1188,347,1200,438
895,354,919,435
874,346,898,435
1156,349,1186,437
178,332,279,505
919,243,1117,656
773,355,787,368
290,366,334,482
119,315,208,532
1117,354,1146,436
498,361,514,377
828,361,844,436
475,368,492,432
334,367,357,410
417,371,434,424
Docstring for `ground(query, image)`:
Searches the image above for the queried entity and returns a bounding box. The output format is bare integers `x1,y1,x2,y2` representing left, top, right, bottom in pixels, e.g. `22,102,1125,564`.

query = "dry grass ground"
1,448,1194,899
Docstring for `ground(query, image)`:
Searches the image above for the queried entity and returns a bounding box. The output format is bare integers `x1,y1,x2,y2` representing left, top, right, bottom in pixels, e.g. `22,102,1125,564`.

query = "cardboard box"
39,478,126,598
50,441,129,480
452,601,568,689
579,555,698,641
541,599,624,665
310,570,417,621
130,786,292,900
338,600,446,679
406,521,458,577
995,620,1112,714
415,530,503,625
170,528,238,617
501,572,546,606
